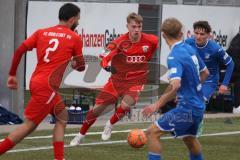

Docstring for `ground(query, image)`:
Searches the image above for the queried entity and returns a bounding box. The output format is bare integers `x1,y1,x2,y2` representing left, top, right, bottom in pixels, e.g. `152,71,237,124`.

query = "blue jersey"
185,37,233,87
167,41,206,112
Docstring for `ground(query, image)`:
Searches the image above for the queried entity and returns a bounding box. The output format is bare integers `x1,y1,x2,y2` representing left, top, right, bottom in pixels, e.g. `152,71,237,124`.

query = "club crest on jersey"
204,53,210,59
142,45,149,53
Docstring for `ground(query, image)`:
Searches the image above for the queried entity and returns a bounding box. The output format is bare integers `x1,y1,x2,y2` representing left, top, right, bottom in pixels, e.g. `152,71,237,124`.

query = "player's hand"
99,48,111,59
104,66,117,74
142,103,158,118
71,59,77,69
218,85,229,94
71,56,85,72
7,75,18,89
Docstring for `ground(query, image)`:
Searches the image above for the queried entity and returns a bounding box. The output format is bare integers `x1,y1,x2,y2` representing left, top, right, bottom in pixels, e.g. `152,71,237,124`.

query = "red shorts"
95,79,144,106
24,81,65,125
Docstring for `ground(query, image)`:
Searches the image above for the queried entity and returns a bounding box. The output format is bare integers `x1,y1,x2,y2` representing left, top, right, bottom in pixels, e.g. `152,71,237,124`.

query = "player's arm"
219,49,234,86
71,55,85,71
72,37,85,72
146,35,159,61
142,56,182,117
142,78,181,117
155,79,180,109
196,53,209,83
218,48,234,94
200,68,209,83
8,31,38,89
100,42,118,74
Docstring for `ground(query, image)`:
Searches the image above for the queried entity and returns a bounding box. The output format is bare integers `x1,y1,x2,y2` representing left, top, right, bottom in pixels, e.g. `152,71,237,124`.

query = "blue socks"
190,152,203,160
148,152,203,160
148,152,161,160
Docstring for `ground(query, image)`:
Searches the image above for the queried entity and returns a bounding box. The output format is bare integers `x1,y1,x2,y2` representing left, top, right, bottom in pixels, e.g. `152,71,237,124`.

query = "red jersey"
23,25,84,88
101,32,158,82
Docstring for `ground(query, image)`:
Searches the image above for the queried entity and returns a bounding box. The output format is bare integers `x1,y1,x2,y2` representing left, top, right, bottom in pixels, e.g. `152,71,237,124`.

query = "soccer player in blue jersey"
185,21,234,102
142,18,209,160
185,21,234,135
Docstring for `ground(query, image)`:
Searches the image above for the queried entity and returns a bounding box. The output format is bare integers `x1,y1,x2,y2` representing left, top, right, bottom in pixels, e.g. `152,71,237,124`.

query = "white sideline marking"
5,130,240,153
0,129,145,142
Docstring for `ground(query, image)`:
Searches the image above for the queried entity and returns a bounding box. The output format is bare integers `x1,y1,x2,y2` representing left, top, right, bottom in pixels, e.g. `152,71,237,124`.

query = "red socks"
110,106,130,125
53,141,64,160
0,137,15,155
0,138,64,159
80,109,97,135
80,106,129,134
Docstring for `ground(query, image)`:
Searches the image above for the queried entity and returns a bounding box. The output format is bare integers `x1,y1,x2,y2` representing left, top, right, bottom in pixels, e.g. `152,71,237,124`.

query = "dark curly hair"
193,21,212,33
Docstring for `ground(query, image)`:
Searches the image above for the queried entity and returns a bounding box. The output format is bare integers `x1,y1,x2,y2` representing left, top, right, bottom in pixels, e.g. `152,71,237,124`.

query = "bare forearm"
156,84,178,110
200,68,209,83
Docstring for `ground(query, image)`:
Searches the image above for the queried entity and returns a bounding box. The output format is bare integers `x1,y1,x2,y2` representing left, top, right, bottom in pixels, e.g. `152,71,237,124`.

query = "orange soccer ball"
127,129,147,148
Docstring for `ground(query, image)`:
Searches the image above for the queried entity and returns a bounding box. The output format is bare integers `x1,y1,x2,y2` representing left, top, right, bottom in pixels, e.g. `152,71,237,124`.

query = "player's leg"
0,119,37,155
198,83,216,136
109,94,135,125
233,78,240,113
102,84,142,140
183,136,203,160
71,103,116,145
0,92,46,155
101,94,135,140
146,123,166,160
146,107,182,160
182,109,204,160
110,84,143,126
52,100,68,160
102,85,143,140
71,80,118,145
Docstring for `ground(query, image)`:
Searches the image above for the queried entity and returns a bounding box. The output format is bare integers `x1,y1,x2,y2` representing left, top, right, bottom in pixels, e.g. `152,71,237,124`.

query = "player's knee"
25,119,38,131
146,124,163,139
122,95,136,107
55,117,67,127
55,109,68,123
120,105,131,114
183,136,193,145
92,105,106,116
183,136,201,151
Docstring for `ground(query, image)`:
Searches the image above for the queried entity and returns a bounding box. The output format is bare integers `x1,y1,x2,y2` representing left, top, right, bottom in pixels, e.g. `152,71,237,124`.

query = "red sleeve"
152,35,159,52
23,30,38,50
147,35,159,61
73,36,85,71
73,36,83,56
9,43,28,76
9,31,38,76
100,50,118,68
100,41,119,68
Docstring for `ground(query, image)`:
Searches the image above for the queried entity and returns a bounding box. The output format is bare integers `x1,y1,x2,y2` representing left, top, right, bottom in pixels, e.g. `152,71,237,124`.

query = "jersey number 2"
44,38,59,63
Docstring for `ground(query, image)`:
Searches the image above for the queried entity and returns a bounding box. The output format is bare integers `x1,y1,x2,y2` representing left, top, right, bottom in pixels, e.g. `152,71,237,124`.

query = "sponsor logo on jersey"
126,56,146,63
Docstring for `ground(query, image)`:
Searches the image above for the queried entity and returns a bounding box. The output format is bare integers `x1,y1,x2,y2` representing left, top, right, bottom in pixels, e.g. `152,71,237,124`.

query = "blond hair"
127,12,143,24
161,17,183,39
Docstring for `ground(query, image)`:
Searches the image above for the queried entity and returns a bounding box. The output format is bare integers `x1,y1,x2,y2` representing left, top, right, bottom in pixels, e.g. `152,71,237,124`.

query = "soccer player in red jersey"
70,12,158,146
0,3,85,160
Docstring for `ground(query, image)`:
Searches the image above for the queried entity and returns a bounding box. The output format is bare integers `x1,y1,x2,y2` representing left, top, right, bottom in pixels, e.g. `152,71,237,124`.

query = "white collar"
195,40,208,49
